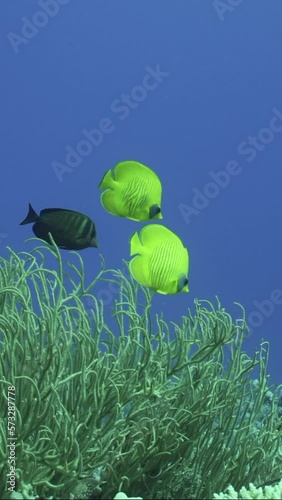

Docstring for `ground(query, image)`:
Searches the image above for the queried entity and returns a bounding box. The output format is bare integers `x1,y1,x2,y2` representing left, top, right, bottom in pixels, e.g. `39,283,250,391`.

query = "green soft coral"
0,240,281,499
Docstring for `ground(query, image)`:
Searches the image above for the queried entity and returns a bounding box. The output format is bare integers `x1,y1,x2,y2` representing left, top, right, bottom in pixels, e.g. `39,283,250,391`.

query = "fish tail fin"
129,255,148,286
20,203,39,225
99,169,115,190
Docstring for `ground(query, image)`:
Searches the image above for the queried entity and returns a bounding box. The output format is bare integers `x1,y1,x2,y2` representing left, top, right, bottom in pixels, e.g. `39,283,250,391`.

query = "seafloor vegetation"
0,241,281,499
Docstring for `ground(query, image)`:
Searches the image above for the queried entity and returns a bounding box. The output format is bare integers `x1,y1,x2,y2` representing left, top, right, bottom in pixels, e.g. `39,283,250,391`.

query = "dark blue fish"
20,204,98,250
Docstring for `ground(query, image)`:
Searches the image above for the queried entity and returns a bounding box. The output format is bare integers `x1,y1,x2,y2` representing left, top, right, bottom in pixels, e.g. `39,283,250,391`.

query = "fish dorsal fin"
139,224,176,250
40,208,74,216
114,161,157,183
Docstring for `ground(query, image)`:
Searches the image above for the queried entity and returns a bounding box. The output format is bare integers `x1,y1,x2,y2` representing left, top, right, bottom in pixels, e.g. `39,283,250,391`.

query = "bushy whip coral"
0,241,281,499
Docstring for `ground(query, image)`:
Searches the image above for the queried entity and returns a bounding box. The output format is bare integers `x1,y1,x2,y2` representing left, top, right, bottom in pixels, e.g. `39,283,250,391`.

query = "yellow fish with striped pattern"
129,224,189,294
99,160,162,221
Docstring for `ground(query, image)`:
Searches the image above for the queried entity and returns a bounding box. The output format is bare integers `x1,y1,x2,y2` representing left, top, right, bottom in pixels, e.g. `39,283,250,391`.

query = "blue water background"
1,0,282,384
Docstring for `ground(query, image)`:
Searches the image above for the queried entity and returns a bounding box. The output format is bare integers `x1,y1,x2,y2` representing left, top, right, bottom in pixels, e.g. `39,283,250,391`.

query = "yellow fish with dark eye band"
99,160,162,221
129,224,189,295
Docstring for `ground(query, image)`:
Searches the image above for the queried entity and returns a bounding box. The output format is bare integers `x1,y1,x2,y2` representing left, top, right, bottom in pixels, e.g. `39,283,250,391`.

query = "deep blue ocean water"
1,0,282,385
